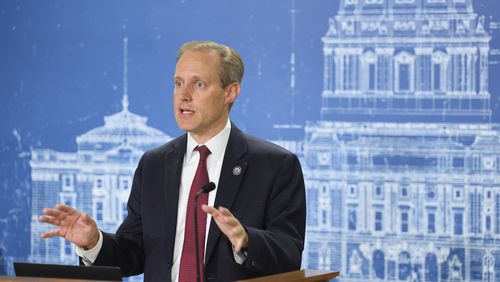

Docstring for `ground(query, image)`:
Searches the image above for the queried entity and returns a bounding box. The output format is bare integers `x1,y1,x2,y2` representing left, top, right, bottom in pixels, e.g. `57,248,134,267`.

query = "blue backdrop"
2,0,500,281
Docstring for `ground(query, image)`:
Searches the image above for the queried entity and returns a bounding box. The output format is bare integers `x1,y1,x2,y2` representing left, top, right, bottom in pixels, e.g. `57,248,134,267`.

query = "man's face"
173,50,237,143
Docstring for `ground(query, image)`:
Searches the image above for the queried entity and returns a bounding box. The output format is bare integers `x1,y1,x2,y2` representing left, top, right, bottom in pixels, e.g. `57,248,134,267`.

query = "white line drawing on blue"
29,38,170,281
295,0,500,281
25,1,500,281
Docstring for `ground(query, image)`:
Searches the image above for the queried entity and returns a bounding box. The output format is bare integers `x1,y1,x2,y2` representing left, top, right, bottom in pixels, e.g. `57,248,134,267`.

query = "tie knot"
195,145,211,161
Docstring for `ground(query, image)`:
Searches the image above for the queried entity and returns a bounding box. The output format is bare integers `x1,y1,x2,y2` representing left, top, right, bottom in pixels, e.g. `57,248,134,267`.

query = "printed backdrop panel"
2,0,500,281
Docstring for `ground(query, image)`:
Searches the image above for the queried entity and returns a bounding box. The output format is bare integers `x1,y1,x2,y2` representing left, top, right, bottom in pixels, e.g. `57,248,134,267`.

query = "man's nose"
176,86,192,101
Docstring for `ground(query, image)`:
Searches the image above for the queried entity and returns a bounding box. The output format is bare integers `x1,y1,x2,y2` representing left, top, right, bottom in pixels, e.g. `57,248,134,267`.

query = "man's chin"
175,122,195,133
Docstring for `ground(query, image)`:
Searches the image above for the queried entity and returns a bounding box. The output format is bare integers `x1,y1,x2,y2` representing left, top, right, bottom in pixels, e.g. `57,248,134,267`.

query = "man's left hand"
201,205,248,252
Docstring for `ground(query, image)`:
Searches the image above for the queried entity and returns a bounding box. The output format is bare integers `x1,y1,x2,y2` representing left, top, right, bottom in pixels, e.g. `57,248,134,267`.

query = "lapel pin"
232,166,242,176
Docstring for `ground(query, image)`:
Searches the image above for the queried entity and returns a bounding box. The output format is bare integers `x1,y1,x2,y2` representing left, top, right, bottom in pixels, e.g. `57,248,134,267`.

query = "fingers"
39,204,82,239
40,229,60,238
55,203,76,213
38,215,59,226
42,207,62,218
39,207,65,226
218,206,234,217
201,205,249,251
201,205,218,216
41,204,75,220
202,205,235,223
202,205,233,225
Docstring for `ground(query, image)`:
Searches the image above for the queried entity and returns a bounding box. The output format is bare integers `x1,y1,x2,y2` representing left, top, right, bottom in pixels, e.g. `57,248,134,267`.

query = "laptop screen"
14,262,122,281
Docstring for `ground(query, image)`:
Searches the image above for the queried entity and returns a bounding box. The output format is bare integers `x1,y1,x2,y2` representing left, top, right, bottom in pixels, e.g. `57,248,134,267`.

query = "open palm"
39,204,99,250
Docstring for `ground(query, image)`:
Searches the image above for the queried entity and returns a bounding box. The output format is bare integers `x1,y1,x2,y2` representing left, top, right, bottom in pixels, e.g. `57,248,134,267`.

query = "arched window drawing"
431,51,448,93
482,251,495,282
361,51,377,92
319,243,331,270
349,249,363,276
453,209,464,235
398,251,411,280
425,253,438,282
427,209,437,234
373,250,385,279
374,209,384,232
448,254,463,281
347,205,357,231
395,52,415,93
330,188,343,228
400,206,410,233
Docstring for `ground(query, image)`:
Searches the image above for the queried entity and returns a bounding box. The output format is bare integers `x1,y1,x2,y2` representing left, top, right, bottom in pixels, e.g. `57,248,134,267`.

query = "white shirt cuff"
75,230,103,266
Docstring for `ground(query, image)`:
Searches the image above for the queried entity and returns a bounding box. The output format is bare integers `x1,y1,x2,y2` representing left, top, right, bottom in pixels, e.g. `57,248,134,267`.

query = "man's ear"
224,82,240,105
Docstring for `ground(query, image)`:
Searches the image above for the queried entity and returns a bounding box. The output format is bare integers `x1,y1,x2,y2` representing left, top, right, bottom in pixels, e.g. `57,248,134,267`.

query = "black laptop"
14,262,122,281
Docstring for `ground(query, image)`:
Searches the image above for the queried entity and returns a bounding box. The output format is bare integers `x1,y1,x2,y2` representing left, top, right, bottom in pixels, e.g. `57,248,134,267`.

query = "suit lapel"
205,124,248,264
163,135,187,263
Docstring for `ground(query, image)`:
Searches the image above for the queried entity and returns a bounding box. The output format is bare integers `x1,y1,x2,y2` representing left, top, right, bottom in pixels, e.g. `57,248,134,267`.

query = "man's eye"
194,81,205,89
174,81,183,87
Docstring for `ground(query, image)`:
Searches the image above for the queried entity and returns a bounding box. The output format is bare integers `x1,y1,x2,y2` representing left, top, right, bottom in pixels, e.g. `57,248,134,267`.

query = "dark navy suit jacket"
94,124,306,281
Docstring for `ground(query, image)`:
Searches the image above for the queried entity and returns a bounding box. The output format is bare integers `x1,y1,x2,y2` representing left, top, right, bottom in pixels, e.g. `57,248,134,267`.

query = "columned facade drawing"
29,95,170,266
303,0,500,281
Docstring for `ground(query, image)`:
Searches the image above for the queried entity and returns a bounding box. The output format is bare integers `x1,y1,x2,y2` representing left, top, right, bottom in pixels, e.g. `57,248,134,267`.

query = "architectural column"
334,48,363,93
479,47,489,95
446,47,461,94
460,52,466,92
466,50,473,93
323,47,334,94
470,48,477,94
334,49,345,92
415,48,433,94
375,48,394,93
353,49,362,93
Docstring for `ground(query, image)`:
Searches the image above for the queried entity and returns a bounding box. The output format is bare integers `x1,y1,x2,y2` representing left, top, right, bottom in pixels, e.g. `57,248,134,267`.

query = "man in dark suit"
40,41,306,282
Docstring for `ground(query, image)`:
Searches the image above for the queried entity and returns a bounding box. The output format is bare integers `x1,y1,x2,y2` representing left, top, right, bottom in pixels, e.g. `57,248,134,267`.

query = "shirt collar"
186,119,231,162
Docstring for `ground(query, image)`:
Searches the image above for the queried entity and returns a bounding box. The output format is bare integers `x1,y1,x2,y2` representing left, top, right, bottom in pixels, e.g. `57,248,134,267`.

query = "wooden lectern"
237,269,339,282
2,269,339,282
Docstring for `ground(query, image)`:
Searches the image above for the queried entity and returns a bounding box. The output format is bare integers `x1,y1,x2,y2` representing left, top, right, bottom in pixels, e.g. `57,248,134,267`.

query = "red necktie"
179,145,211,282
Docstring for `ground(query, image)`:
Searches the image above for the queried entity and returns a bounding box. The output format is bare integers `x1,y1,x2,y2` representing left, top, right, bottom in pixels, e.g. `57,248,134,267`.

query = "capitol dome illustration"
77,95,168,153
29,39,171,270
29,94,171,266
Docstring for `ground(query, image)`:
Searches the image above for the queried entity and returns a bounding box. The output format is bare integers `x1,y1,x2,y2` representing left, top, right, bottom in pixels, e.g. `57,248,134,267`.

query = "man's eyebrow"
173,75,204,81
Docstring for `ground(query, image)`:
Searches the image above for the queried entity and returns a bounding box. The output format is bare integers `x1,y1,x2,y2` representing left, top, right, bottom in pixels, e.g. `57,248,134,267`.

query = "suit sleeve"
93,154,146,277
242,153,306,275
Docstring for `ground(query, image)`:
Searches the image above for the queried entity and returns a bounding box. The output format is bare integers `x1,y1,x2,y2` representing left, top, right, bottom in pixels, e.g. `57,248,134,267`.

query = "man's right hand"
39,204,100,250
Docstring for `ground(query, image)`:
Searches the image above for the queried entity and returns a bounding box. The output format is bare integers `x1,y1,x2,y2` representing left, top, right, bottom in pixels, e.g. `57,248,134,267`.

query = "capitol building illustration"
29,39,171,267
29,93,170,265
27,0,500,281
299,0,500,281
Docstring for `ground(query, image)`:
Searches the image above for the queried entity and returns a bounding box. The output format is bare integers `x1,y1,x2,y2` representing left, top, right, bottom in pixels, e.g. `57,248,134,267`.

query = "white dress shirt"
77,119,235,282
170,119,231,281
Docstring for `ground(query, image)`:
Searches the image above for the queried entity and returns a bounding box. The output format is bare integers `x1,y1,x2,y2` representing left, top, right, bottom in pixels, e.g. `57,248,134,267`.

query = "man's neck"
189,119,230,144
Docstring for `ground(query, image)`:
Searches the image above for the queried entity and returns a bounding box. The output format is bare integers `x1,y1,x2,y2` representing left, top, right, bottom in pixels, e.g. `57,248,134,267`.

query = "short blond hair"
177,41,244,88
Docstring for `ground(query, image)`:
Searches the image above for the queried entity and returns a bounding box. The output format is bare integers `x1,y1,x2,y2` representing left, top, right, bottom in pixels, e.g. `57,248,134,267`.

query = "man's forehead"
175,51,220,77
178,50,219,64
